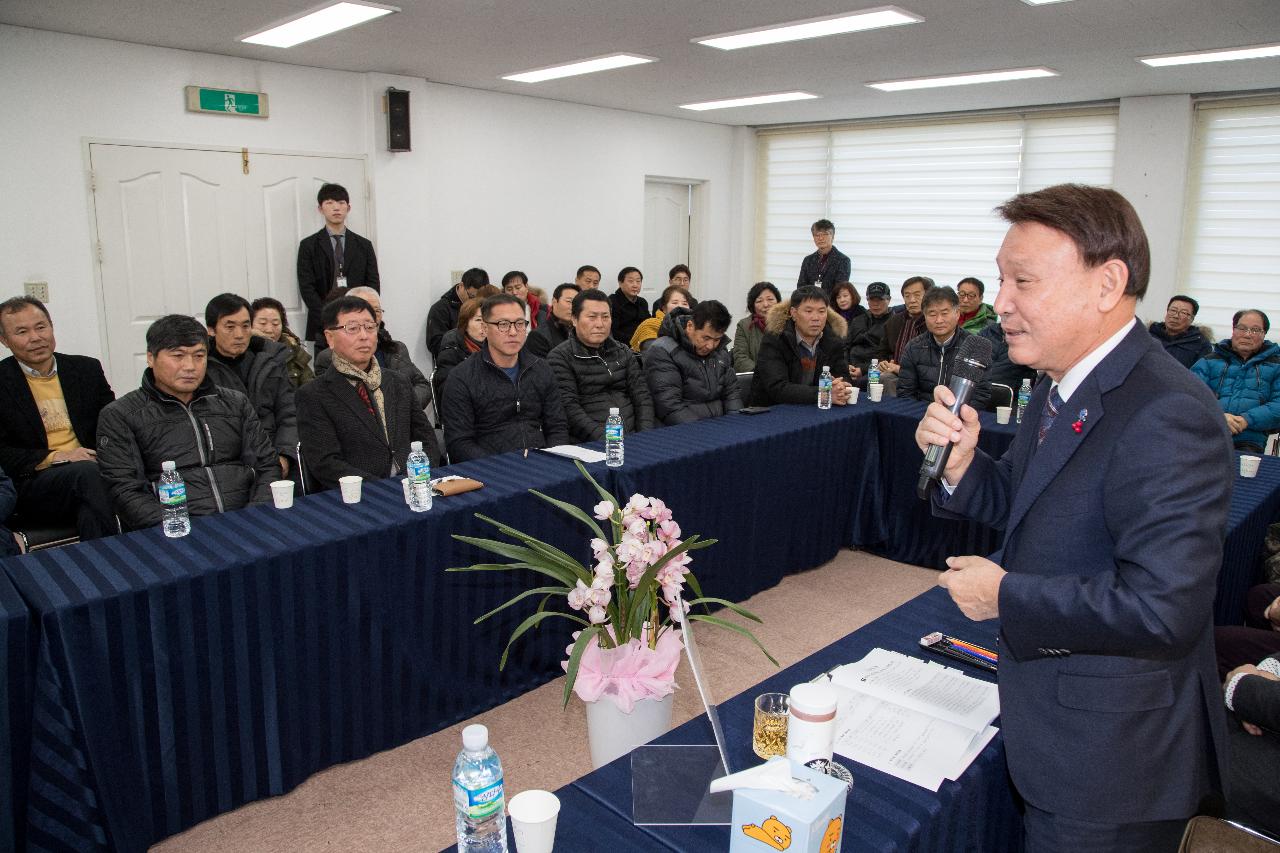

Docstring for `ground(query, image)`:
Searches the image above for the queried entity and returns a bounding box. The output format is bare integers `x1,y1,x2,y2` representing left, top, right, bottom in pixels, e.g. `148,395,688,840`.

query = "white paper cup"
868,383,884,402
996,406,1012,425
270,480,294,509
1240,455,1261,478
508,789,560,853
849,386,860,404
338,475,362,503
401,477,413,504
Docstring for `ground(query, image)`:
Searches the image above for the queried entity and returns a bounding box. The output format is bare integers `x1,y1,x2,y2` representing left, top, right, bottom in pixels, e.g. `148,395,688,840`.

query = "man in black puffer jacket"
897,286,992,409
750,287,852,407
96,315,278,530
442,294,569,462
644,301,742,425
548,289,654,441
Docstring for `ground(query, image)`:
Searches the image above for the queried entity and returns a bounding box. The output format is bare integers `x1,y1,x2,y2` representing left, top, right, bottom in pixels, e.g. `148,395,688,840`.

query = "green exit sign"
184,86,269,118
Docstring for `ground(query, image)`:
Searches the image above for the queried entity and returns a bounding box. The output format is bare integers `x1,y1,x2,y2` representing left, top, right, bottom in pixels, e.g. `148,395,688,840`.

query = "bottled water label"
158,482,187,505
407,460,430,481
605,424,622,441
453,776,504,821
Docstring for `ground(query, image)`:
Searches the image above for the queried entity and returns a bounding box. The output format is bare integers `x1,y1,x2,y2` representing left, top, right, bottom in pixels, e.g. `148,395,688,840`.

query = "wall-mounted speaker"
387,88,411,152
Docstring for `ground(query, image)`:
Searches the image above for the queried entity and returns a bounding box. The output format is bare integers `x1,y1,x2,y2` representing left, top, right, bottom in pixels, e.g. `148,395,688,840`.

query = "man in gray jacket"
96,315,278,530
644,301,742,425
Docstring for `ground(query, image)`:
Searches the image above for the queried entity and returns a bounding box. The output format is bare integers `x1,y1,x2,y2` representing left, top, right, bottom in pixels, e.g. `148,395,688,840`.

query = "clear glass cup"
753,693,789,759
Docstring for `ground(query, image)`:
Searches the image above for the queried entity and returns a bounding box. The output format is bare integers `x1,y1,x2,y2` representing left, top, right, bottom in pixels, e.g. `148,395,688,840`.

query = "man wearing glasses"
440,294,568,462
296,296,440,491
1192,308,1280,453
1149,294,1211,368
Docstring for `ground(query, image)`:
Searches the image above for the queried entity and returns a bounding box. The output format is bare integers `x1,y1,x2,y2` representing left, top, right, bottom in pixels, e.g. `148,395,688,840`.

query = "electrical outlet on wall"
450,269,465,286
24,281,49,302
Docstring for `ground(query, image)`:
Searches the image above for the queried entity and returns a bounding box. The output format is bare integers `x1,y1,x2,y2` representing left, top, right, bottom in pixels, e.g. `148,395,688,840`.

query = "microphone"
917,334,994,500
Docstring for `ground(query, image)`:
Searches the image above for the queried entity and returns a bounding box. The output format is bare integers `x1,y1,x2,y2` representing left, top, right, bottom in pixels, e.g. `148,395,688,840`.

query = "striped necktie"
1037,386,1064,446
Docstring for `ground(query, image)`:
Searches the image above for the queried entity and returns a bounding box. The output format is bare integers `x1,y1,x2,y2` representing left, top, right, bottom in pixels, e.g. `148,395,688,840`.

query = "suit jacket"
935,322,1232,822
295,363,440,492
296,227,380,343
0,353,115,477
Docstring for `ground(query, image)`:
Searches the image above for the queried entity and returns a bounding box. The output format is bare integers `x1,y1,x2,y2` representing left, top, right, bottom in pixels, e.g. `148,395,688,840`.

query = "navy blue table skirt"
1,569,32,853
1220,452,1280,625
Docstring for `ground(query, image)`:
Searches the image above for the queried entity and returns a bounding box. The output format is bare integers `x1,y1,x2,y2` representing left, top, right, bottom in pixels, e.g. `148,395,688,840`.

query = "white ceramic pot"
585,692,674,769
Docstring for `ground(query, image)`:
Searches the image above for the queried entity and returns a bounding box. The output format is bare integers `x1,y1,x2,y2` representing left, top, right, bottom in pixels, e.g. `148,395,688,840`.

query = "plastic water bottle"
605,407,624,468
1016,378,1032,424
406,440,432,512
453,724,507,852
868,358,881,386
158,460,190,538
817,366,833,410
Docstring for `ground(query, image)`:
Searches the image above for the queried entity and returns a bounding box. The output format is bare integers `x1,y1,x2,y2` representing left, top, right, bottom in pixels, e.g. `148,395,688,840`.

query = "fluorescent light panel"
241,1,398,48
502,53,656,83
694,6,922,51
867,66,1058,91
1019,0,1075,5
1139,43,1280,67
680,92,819,111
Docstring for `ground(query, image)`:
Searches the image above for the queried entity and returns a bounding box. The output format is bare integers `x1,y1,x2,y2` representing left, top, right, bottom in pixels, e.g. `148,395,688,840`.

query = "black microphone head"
953,334,993,383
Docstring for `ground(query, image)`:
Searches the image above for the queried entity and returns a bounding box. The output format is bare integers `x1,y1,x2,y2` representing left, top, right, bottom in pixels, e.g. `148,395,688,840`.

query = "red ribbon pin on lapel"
1073,408,1088,433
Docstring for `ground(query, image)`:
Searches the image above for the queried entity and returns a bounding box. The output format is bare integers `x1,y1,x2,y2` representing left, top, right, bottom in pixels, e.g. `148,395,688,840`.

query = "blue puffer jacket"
1191,340,1280,449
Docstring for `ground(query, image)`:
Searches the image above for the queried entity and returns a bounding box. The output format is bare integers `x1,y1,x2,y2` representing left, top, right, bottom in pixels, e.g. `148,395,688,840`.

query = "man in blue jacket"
1192,308,1280,453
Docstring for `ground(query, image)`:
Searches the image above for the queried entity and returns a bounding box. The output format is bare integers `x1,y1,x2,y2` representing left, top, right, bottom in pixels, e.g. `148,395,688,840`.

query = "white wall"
0,24,739,376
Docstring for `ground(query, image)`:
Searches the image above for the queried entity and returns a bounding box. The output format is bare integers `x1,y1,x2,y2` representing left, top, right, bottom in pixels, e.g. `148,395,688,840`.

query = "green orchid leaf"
574,460,620,513
500,610,589,670
687,613,779,667
474,586,569,625
685,597,763,624
529,489,607,541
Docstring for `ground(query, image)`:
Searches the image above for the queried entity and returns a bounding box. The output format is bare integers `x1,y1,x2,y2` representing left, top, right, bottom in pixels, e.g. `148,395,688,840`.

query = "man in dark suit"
916,184,1232,852
296,183,379,350
796,218,851,295
296,296,440,491
0,297,117,540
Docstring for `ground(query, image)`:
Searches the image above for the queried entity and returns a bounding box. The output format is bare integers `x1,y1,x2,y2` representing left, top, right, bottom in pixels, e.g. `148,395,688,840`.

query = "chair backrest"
1179,816,1280,852
736,372,753,405
1266,432,1278,456
9,517,79,555
988,382,1014,411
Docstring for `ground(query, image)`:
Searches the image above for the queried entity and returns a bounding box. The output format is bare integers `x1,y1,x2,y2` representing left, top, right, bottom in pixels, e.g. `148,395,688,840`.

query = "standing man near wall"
297,183,380,352
796,219,851,296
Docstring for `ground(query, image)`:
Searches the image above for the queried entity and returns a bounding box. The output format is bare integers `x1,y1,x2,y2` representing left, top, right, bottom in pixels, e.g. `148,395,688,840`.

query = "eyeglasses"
484,319,529,334
1233,324,1266,336
1166,308,1193,318
328,322,378,335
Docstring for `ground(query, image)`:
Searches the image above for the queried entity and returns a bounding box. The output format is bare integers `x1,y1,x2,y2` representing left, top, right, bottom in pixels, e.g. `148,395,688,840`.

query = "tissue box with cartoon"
728,758,848,853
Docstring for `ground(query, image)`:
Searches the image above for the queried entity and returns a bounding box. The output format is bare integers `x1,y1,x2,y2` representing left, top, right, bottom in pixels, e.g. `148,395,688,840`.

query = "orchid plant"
448,461,776,710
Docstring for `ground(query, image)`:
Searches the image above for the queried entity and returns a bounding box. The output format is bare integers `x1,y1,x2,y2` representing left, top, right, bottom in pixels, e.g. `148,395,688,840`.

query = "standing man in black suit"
0,297,117,540
796,218,851,296
296,296,440,491
297,183,379,351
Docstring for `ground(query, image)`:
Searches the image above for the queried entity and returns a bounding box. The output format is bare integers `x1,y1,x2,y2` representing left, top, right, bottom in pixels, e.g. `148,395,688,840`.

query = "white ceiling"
3,0,1279,126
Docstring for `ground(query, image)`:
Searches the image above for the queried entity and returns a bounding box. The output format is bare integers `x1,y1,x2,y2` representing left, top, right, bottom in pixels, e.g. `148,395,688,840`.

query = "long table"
1,571,32,853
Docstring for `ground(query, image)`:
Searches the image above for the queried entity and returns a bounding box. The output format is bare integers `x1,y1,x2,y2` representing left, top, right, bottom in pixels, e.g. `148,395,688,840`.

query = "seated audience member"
96,315,277,530
317,287,432,412
1222,654,1280,838
897,286,991,408
1216,583,1280,678
978,322,1037,405
251,296,315,388
441,294,568,461
644,302,742,425
0,465,18,556
956,277,997,332
204,293,297,479
845,281,892,382
549,289,654,441
433,297,486,409
668,264,692,290
1191,309,1280,452
296,296,441,490
876,276,933,387
0,296,117,541
425,267,488,359
609,267,649,346
749,286,852,407
797,219,851,295
527,283,579,358
503,270,549,330
830,281,866,327
631,285,693,353
575,265,602,291
732,282,781,373
1150,294,1212,368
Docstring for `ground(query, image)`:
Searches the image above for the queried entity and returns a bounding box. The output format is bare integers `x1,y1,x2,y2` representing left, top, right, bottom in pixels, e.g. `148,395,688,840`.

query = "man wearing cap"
845,281,893,383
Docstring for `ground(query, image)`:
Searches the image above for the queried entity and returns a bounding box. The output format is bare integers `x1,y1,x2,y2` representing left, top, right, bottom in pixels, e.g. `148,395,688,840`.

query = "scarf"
894,313,926,362
752,313,767,332
464,335,482,354
333,353,388,442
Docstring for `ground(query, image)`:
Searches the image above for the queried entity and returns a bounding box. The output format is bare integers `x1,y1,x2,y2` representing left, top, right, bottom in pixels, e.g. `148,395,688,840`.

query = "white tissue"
708,757,818,800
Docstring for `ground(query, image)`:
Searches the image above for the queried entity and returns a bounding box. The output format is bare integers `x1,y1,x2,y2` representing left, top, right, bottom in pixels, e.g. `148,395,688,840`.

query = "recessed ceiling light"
867,67,1058,92
502,53,657,83
679,92,820,111
694,6,923,51
241,1,398,48
1019,0,1074,5
1139,42,1280,67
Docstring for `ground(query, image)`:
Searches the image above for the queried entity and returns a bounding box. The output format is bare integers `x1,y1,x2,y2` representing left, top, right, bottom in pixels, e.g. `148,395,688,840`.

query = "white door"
644,180,691,304
89,142,367,392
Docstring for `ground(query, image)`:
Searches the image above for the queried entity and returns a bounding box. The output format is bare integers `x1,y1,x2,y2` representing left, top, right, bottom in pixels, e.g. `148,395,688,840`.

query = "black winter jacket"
749,302,850,406
96,371,277,530
644,309,742,425
441,346,569,462
548,334,654,441
432,329,480,411
608,290,649,348
896,327,992,409
845,310,891,375
425,288,463,359
205,335,298,460
526,318,572,359
1148,322,1212,369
